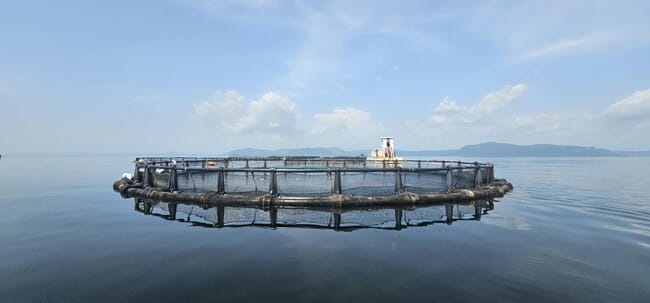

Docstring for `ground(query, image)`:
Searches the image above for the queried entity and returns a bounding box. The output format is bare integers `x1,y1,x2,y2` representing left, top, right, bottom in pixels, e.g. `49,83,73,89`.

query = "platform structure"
114,156,512,207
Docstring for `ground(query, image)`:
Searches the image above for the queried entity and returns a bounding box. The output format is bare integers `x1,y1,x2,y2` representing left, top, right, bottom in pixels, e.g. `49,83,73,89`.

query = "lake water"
1,156,649,302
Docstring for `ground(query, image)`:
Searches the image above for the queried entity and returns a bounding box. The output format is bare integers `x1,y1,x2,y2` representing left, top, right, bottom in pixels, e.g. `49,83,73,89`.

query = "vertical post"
334,170,342,194
446,167,453,192
202,160,206,168
144,201,152,215
474,202,482,220
168,168,178,192
487,198,495,210
445,204,454,225
489,165,495,183
269,169,278,195
442,160,446,168
394,168,403,193
417,160,421,168
134,165,142,183
474,167,482,188
334,213,341,231
245,160,249,168
168,203,177,220
395,209,403,230
217,206,225,227
270,208,278,228
143,165,154,188
217,168,225,194
263,160,267,168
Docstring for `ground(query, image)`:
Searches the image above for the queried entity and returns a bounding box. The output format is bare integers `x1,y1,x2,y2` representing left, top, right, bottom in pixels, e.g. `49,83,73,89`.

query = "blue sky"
1,0,649,154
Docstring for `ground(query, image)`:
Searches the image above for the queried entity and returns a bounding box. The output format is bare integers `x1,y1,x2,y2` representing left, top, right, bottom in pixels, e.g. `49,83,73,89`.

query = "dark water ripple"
0,156,649,302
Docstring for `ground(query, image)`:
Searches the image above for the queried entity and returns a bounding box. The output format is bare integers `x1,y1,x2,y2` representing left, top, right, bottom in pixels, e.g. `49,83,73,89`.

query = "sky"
1,0,649,154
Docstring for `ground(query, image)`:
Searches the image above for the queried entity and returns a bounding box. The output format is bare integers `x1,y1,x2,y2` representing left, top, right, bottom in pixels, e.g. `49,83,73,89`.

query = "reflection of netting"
404,206,447,223
276,208,332,225
342,209,396,226
341,171,395,195
176,204,218,223
404,204,476,223
277,172,333,196
139,200,485,228
403,170,447,193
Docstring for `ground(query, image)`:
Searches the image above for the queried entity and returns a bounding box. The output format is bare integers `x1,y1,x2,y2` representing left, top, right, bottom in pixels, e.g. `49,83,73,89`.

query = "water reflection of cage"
134,198,497,231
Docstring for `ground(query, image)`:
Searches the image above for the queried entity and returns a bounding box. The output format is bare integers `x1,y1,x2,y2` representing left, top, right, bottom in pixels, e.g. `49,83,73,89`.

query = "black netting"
276,172,333,196
403,170,447,193
177,171,219,192
152,169,170,188
341,171,395,195
225,171,271,194
454,169,476,189
136,157,495,196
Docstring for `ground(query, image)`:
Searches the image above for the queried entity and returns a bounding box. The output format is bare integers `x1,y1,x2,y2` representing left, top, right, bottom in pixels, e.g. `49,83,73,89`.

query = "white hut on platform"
367,137,404,162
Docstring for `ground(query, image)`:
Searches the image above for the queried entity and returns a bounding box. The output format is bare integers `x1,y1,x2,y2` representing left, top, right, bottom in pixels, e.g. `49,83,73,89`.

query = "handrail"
134,156,491,167
137,165,489,173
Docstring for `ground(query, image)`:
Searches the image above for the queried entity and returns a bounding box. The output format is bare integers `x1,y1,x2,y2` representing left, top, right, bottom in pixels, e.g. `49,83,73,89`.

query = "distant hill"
614,150,650,157
450,142,618,157
227,142,648,157
227,147,363,157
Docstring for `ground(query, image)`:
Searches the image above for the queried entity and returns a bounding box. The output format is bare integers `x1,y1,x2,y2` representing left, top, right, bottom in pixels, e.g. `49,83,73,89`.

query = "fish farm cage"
114,156,512,207
132,197,498,231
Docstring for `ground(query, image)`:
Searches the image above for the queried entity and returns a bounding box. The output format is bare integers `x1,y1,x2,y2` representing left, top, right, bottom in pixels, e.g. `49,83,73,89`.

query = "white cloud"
507,89,650,148
194,90,300,136
310,107,382,136
605,89,650,119
513,113,593,134
306,107,387,150
429,84,528,126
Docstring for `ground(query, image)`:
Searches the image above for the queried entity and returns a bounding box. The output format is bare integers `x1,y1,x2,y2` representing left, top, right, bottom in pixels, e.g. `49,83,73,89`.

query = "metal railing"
135,156,489,168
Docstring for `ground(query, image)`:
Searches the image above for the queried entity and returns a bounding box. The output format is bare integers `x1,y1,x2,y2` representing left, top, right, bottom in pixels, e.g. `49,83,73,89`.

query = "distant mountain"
451,142,618,157
227,147,363,157
227,142,647,157
614,150,650,157
399,150,456,157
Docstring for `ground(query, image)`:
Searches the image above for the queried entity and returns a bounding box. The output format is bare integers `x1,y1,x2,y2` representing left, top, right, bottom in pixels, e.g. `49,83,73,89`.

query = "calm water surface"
0,156,649,302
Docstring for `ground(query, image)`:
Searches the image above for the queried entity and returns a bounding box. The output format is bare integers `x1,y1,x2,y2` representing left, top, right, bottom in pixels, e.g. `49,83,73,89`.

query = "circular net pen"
114,156,513,208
